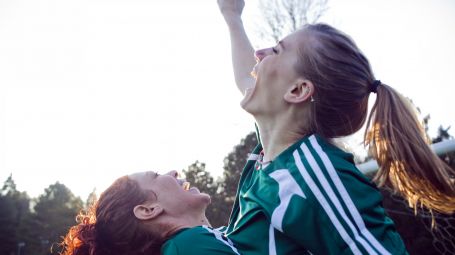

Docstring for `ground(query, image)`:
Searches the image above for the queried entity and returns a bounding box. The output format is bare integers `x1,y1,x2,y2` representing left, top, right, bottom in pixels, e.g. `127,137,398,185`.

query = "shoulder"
282,134,384,217
282,135,368,181
161,226,240,255
162,226,208,247
161,227,202,254
267,134,381,213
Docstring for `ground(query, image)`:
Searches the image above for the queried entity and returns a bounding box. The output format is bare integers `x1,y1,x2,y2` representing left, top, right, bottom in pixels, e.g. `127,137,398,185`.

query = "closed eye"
272,47,278,54
147,171,159,180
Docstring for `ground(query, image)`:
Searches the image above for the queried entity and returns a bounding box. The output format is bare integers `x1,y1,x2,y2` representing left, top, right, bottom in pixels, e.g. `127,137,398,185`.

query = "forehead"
129,170,157,179
281,29,306,48
129,171,157,186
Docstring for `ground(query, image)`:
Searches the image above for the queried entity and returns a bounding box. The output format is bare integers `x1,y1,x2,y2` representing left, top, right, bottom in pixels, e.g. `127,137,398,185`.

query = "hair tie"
370,80,381,93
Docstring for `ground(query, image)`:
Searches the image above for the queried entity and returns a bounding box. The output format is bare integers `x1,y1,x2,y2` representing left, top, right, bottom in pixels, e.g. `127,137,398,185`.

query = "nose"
166,170,179,178
254,47,273,61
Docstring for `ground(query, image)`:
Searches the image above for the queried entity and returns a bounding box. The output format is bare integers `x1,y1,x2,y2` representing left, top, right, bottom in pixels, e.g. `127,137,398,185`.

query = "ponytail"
365,84,455,214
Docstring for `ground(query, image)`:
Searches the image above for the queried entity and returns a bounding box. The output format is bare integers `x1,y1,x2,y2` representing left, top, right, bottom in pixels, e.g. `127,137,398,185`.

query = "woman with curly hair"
60,170,240,255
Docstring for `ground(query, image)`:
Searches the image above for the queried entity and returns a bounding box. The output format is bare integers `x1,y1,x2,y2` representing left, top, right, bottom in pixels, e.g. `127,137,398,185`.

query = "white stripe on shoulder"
308,135,391,255
202,226,240,255
300,141,378,255
293,150,363,255
268,169,306,232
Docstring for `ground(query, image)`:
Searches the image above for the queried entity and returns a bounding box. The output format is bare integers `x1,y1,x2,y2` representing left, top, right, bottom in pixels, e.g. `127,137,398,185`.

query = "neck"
180,213,211,228
163,213,211,238
256,113,307,162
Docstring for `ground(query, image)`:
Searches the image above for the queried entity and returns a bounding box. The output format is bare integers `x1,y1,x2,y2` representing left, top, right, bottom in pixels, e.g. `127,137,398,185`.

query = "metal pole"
17,242,25,255
357,139,455,175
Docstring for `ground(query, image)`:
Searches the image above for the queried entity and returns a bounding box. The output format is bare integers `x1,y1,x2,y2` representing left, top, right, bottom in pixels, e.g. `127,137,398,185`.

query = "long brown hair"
60,176,164,255
295,23,455,214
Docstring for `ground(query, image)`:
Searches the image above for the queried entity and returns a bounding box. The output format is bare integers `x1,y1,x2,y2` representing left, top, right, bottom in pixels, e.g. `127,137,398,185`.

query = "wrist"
223,14,243,28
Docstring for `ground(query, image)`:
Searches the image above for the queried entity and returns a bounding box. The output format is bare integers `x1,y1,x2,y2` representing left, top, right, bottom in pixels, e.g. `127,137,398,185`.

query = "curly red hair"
60,176,163,255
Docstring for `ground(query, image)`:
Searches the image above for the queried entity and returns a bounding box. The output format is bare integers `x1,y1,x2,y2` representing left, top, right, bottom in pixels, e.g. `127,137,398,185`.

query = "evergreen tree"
182,161,224,226
182,133,258,227
31,182,83,255
0,193,17,255
0,175,31,255
220,132,257,204
85,188,98,210
206,132,258,227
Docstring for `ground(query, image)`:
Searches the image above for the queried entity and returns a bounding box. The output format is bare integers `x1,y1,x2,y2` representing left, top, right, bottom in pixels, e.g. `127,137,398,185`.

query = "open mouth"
182,181,190,191
178,179,201,193
250,67,258,79
241,80,257,108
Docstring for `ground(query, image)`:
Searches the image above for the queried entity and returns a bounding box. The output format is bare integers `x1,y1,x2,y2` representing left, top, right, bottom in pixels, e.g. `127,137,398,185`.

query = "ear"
283,79,314,104
133,203,163,221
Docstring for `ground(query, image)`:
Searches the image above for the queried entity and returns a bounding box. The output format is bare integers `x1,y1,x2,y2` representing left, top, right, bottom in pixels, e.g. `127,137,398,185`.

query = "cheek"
262,60,288,84
156,180,183,196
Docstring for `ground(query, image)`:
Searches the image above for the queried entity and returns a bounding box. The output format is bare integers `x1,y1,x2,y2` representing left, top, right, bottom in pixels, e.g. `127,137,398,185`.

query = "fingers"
217,0,245,17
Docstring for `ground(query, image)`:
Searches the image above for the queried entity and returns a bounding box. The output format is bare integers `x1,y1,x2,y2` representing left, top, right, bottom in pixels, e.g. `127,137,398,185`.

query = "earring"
310,95,315,102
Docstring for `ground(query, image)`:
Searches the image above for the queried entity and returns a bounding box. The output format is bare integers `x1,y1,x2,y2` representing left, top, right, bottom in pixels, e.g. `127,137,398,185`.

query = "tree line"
0,132,257,255
0,178,85,255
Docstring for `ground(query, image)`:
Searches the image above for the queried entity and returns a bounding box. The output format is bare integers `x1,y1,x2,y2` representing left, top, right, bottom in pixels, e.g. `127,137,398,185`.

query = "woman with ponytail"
217,0,455,254
60,171,240,255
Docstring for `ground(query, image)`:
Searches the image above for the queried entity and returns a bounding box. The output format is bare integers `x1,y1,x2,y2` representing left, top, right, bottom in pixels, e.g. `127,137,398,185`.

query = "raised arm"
217,0,256,94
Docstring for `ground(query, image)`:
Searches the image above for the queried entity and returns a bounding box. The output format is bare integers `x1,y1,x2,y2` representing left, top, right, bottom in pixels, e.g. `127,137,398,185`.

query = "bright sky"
1,0,454,200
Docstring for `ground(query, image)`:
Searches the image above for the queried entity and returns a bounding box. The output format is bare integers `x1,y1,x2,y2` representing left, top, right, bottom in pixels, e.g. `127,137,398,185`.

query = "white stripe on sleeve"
293,150,362,255
308,136,391,255
300,141,378,255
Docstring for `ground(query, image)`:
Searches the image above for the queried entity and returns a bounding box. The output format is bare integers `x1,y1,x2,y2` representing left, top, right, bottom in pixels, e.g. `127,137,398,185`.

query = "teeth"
182,182,190,191
250,70,257,79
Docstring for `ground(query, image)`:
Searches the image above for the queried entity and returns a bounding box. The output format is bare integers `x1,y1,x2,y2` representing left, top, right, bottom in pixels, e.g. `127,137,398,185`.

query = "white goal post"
357,139,455,175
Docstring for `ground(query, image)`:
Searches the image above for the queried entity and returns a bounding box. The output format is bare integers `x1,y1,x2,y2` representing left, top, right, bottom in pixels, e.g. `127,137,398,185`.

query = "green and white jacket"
161,225,240,255
226,134,407,255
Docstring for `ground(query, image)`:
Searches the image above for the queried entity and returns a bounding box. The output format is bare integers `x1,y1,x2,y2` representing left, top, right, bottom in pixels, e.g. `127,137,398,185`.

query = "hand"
217,0,245,24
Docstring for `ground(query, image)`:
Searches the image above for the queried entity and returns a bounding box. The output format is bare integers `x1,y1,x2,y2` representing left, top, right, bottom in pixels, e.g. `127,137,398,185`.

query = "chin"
240,78,261,113
191,190,211,204
240,99,260,117
240,91,255,113
240,99,250,111
200,193,211,205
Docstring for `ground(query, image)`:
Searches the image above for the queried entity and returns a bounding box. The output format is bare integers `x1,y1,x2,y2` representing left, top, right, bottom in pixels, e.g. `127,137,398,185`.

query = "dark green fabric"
161,226,240,255
226,134,407,255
